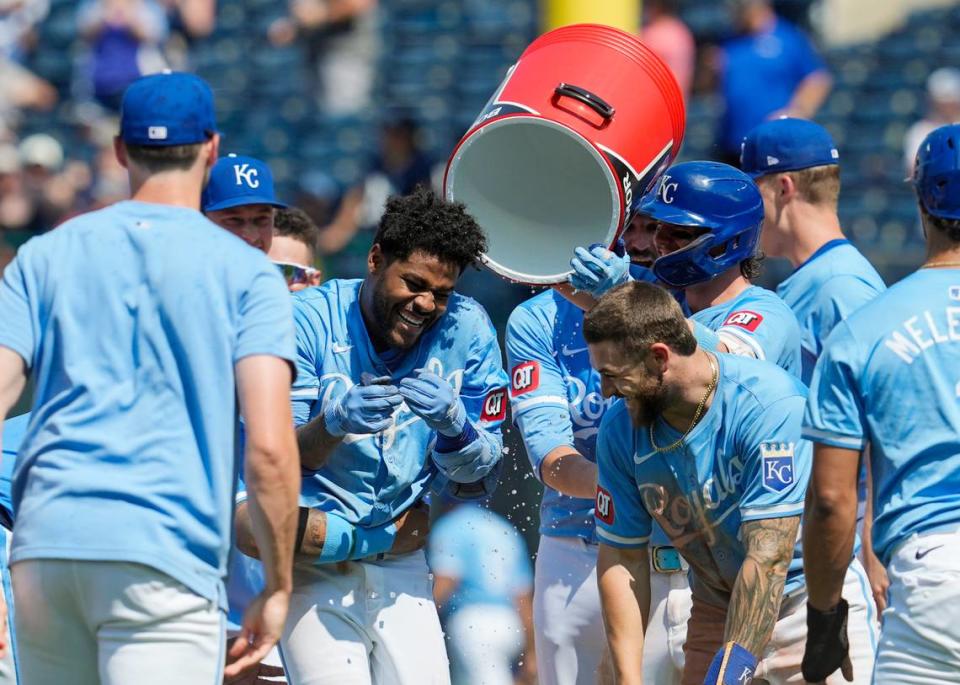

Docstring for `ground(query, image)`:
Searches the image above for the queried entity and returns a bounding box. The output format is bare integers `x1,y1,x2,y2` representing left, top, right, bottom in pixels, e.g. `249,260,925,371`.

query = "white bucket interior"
446,117,620,284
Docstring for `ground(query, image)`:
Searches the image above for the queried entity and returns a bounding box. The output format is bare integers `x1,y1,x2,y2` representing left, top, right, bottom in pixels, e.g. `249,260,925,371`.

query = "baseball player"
428,503,535,685
801,123,960,684
741,116,889,614
280,186,509,684
506,210,710,685
269,207,323,291
0,412,26,685
741,117,886,384
562,162,806,682
202,153,287,253
0,72,300,684
586,280,877,684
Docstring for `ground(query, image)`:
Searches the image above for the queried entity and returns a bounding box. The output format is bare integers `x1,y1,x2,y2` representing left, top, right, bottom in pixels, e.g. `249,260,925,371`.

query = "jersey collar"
794,238,849,274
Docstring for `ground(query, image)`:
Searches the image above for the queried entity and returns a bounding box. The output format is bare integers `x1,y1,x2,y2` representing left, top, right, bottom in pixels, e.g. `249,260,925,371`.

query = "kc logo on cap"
201,154,287,213
233,163,260,188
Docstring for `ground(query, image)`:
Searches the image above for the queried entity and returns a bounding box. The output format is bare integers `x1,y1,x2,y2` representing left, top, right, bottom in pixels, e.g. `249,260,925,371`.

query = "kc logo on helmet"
511,361,540,396
723,310,763,332
233,163,260,188
658,174,679,204
480,388,508,422
761,442,795,493
595,486,615,524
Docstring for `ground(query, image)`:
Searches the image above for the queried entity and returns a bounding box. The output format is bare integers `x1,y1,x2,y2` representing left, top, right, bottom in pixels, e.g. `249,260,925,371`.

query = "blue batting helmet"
914,123,960,220
641,161,764,288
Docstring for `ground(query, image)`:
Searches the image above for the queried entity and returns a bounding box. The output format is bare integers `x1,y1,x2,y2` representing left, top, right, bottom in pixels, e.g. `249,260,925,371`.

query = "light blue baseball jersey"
0,201,295,608
428,504,532,615
803,269,960,565
691,285,802,376
0,413,27,530
776,239,885,384
595,353,811,607
506,290,610,542
291,279,508,525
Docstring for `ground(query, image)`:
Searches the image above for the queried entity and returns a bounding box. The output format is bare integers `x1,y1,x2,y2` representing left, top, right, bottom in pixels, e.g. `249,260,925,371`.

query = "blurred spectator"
160,0,215,69
77,0,169,110
0,143,30,235
714,0,831,164
0,0,48,62
360,116,434,224
903,68,960,176
268,0,379,117
640,0,695,99
18,134,90,233
428,504,537,685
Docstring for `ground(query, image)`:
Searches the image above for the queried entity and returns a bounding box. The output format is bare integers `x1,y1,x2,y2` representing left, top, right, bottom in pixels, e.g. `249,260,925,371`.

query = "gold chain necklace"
922,260,960,269
649,354,718,453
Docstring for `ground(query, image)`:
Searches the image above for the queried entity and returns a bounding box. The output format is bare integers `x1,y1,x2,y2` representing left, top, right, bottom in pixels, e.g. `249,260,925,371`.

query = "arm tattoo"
724,516,800,655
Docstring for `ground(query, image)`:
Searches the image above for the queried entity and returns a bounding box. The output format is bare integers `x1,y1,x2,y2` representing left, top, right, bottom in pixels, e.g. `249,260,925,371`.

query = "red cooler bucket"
444,24,685,284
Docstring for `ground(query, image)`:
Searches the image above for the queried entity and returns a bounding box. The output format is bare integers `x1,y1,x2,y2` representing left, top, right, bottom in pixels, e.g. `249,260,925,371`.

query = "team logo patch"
595,486,615,524
480,388,508,422
511,361,540,396
723,310,764,332
761,442,795,493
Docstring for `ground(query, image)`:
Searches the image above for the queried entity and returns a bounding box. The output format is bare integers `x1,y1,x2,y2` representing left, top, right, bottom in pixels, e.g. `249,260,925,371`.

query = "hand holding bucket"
444,24,685,285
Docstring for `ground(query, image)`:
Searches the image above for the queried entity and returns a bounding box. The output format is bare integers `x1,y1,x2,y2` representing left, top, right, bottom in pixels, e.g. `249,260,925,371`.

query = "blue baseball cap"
202,154,287,212
120,71,218,146
740,117,839,178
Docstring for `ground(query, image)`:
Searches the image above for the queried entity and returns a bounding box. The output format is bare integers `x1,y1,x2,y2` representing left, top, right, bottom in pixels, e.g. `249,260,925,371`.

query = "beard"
625,370,668,428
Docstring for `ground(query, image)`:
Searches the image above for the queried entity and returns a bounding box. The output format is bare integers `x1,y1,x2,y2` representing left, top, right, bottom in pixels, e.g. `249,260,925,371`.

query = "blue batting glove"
703,642,757,685
568,244,630,297
323,383,403,437
398,371,466,437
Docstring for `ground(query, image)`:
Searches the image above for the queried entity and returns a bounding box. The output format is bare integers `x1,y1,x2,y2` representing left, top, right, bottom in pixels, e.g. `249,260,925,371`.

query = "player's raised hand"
398,370,466,436
224,589,291,679
568,243,630,298
323,383,403,436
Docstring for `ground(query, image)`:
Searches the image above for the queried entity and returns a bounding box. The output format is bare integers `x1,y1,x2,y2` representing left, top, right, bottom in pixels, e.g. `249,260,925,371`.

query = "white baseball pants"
280,550,450,685
12,559,224,685
874,528,960,684
444,604,522,685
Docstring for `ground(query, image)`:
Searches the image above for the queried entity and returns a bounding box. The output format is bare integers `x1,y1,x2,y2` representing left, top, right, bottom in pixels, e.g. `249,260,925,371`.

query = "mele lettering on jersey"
884,306,960,364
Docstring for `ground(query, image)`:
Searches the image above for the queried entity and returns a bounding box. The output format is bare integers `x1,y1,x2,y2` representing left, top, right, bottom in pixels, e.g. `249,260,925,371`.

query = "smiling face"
588,339,668,427
364,246,460,350
206,203,275,252
622,214,660,268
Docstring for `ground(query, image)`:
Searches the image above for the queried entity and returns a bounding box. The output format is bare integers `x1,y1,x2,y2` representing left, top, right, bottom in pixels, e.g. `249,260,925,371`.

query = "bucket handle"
554,83,615,120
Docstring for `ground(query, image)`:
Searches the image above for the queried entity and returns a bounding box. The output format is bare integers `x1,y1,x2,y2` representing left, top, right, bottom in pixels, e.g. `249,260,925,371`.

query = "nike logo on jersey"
915,544,944,560
561,344,588,356
332,342,353,354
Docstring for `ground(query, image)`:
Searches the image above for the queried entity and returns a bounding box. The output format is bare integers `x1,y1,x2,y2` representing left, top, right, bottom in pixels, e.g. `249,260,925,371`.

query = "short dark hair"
124,142,203,172
740,252,764,280
583,281,697,361
373,185,487,272
274,206,320,261
922,205,960,242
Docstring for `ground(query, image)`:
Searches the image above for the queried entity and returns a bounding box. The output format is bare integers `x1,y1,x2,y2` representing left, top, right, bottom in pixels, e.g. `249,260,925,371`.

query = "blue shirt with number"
595,353,810,607
0,201,295,609
776,239,885,384
691,285,802,377
803,269,960,564
291,279,508,526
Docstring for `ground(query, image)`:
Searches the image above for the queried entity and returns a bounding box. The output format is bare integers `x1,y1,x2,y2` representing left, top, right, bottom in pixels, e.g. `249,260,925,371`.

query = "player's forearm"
0,347,27,425
803,474,858,611
597,544,649,685
725,516,799,656
540,446,597,500
515,591,537,677
244,441,300,592
296,413,344,470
